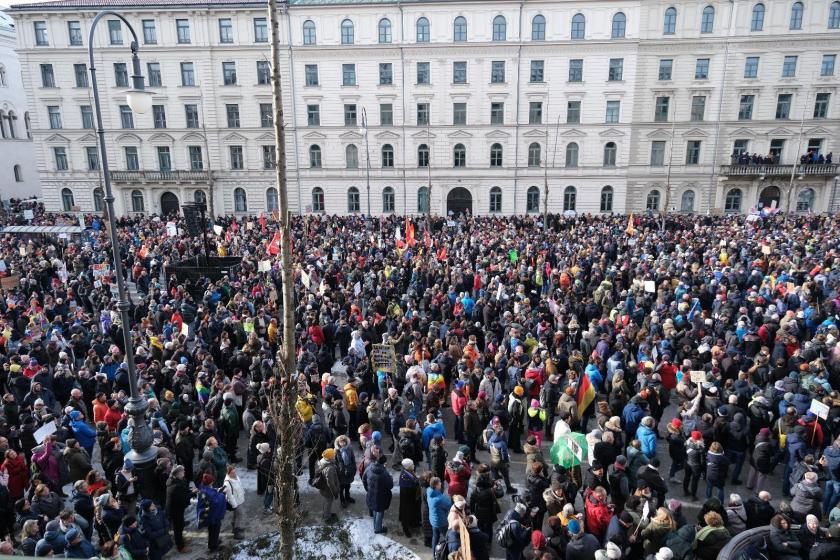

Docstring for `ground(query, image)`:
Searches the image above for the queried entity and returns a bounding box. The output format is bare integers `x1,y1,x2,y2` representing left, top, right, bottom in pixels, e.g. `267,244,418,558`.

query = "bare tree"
268,0,300,558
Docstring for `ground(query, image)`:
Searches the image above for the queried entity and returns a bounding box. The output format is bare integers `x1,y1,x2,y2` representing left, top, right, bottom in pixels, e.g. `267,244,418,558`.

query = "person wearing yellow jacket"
344,378,361,440
296,394,315,424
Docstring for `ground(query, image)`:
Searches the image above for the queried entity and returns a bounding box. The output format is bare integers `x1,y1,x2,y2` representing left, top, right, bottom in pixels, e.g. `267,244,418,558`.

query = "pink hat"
530,399,540,408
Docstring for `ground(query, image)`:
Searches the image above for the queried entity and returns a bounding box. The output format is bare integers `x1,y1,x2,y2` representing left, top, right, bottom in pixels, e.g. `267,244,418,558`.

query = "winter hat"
123,458,134,470
591,460,604,471
372,431,382,442
655,547,674,560
453,495,466,509
567,519,581,535
68,410,81,421
668,499,682,512
514,386,525,397
97,493,112,507
758,427,771,437
65,528,80,543
670,418,682,429
495,394,505,403
322,448,336,460
34,541,53,556
531,530,547,549
784,392,794,402
401,458,414,470
201,473,214,485
514,502,527,516
257,443,271,454
458,445,470,457
691,431,702,441
530,399,540,409
140,499,154,511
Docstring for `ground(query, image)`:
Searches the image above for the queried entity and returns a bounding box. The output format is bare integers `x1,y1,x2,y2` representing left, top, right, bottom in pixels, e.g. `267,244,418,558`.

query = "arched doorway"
446,187,472,217
160,192,179,216
758,186,781,209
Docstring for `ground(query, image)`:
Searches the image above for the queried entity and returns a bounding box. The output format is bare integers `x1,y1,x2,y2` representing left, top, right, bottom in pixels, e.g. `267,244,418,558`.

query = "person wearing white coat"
222,465,246,539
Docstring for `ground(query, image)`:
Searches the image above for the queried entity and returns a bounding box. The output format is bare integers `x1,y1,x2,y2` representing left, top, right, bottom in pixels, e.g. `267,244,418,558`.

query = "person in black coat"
139,499,172,560
119,515,149,560
164,466,193,553
745,491,775,528
362,455,394,534
469,467,500,543
70,481,94,541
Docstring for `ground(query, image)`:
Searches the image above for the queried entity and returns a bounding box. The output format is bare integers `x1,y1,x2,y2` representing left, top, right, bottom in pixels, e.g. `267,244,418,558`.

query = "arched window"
603,142,617,166
417,186,430,213
681,190,696,212
612,12,626,38
418,144,429,167
93,188,104,212
347,187,360,212
796,187,815,212
571,13,586,39
830,1,840,28
302,20,316,45
311,187,324,212
0,65,6,87
453,16,467,41
646,189,661,210
309,144,322,168
131,190,145,212
492,15,507,41
563,186,577,211
565,142,579,167
701,6,715,33
6,111,15,139
61,188,75,211
416,17,430,42
340,19,354,45
453,143,466,167
490,143,503,167
234,188,247,212
526,186,540,213
266,187,279,212
13,164,22,182
0,111,6,139
527,142,541,167
382,186,395,212
346,144,359,168
664,7,677,34
790,2,804,29
724,188,742,212
194,190,206,204
381,144,394,168
24,112,31,139
751,3,765,31
378,18,392,44
531,15,546,40
489,186,502,213
600,186,614,212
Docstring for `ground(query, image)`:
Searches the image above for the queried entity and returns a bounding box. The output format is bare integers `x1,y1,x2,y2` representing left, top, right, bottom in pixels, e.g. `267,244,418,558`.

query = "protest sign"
644,280,656,293
371,344,397,373
34,422,57,444
690,371,707,384
809,399,830,420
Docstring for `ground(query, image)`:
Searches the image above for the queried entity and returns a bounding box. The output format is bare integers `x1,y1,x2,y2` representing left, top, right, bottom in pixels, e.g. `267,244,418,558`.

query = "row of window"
34,17,269,47
721,186,817,212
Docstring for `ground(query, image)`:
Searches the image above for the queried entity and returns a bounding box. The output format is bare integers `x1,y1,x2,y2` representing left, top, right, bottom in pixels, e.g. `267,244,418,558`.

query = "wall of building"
0,9,41,202
9,0,840,216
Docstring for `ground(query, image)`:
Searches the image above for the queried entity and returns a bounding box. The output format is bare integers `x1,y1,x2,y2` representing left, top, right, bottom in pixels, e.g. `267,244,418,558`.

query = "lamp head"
126,88,154,114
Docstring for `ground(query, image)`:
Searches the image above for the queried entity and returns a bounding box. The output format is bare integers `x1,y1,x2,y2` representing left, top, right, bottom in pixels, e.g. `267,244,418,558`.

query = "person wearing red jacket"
1,449,28,501
308,324,325,347
450,382,468,444
443,457,471,498
524,366,544,400
584,486,614,540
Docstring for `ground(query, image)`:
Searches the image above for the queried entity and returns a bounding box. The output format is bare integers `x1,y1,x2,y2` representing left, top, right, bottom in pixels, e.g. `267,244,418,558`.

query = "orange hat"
514,386,525,397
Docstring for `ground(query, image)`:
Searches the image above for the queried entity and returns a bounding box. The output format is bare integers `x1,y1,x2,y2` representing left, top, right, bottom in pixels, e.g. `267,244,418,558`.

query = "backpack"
494,518,517,548
310,465,326,490
399,435,415,459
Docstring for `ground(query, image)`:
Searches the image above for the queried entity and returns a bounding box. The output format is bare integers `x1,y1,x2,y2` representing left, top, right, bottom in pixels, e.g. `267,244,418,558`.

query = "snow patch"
230,518,422,560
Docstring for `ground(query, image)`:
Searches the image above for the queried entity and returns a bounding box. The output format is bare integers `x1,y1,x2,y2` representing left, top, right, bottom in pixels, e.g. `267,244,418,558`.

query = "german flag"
576,373,595,419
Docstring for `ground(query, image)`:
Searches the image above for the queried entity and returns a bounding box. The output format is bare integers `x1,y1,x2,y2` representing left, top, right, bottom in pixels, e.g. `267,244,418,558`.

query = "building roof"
9,0,427,10
0,225,85,234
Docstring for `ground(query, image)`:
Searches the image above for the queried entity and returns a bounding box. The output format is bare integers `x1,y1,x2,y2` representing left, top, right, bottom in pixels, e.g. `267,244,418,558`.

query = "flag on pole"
625,213,636,236
405,218,416,247
266,232,281,256
395,226,402,241
424,229,432,248
138,245,148,259
437,246,447,261
576,373,596,419
259,212,267,233
687,298,701,321
231,219,239,233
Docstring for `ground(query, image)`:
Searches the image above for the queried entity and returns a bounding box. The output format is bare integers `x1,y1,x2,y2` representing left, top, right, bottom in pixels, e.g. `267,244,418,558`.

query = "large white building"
8,0,840,216
0,8,41,201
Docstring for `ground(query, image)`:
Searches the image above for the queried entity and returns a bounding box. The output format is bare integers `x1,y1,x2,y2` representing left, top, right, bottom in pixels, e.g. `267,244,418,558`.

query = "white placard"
23,210,34,220
257,260,271,273
690,371,707,384
166,222,178,237
33,422,57,444
213,225,223,236
644,281,656,293
354,282,361,296
810,399,830,420
568,437,583,462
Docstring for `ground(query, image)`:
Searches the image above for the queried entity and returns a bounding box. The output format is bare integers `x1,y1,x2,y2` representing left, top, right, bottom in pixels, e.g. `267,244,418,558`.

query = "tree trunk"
268,1,299,558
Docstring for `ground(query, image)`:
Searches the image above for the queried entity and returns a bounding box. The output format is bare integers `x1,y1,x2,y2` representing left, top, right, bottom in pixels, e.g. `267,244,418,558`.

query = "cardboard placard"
257,260,271,273
91,264,110,278
809,399,830,420
370,343,396,373
0,274,20,290
761,244,771,255
690,370,707,384
33,422,57,444
644,280,656,293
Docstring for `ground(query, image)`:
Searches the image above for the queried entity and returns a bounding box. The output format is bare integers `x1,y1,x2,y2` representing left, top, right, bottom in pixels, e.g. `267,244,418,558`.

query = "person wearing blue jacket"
822,437,840,513
622,397,646,440
784,425,812,497
500,503,532,560
68,411,96,457
196,473,227,553
636,417,658,459
422,414,446,468
427,477,452,553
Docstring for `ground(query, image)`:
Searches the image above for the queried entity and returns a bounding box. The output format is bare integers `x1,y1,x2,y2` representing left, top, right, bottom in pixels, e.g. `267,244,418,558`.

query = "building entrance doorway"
446,187,472,217
161,192,180,216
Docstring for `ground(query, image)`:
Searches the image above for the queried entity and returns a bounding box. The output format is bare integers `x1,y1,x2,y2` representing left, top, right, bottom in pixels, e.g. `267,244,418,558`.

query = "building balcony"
720,163,839,178
110,170,212,183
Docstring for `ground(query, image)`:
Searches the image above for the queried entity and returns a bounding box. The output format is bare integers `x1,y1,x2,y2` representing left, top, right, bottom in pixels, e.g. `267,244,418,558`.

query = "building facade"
0,9,41,202
9,0,840,216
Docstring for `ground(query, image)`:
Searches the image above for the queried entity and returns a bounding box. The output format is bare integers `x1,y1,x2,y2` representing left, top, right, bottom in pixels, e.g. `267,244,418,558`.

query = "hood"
523,442,541,455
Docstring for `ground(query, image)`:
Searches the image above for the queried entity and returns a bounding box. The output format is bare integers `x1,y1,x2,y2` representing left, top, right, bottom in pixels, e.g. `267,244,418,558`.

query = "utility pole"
268,1,299,558
543,122,549,232
785,89,811,217
361,107,372,216
661,99,678,232
426,112,432,219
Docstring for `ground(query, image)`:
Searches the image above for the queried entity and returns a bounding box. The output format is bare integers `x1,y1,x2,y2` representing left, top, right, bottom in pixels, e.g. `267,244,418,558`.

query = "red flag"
395,239,406,249
259,212,267,233
266,232,281,255
230,219,239,233
423,230,432,248
405,218,416,247
437,247,447,261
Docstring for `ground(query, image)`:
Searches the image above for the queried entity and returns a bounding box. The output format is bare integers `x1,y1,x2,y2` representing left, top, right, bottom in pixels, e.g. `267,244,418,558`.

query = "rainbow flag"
576,373,595,419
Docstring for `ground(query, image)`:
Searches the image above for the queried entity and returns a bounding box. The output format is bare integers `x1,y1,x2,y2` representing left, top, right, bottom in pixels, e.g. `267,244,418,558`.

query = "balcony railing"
720,163,839,177
110,170,212,183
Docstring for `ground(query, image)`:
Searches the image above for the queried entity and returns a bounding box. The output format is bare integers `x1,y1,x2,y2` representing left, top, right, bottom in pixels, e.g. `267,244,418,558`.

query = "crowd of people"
0,201,838,560
730,150,834,166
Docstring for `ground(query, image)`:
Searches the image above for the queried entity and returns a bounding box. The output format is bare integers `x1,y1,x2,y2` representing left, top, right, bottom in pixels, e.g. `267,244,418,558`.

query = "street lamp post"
360,107,372,216
88,11,158,474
